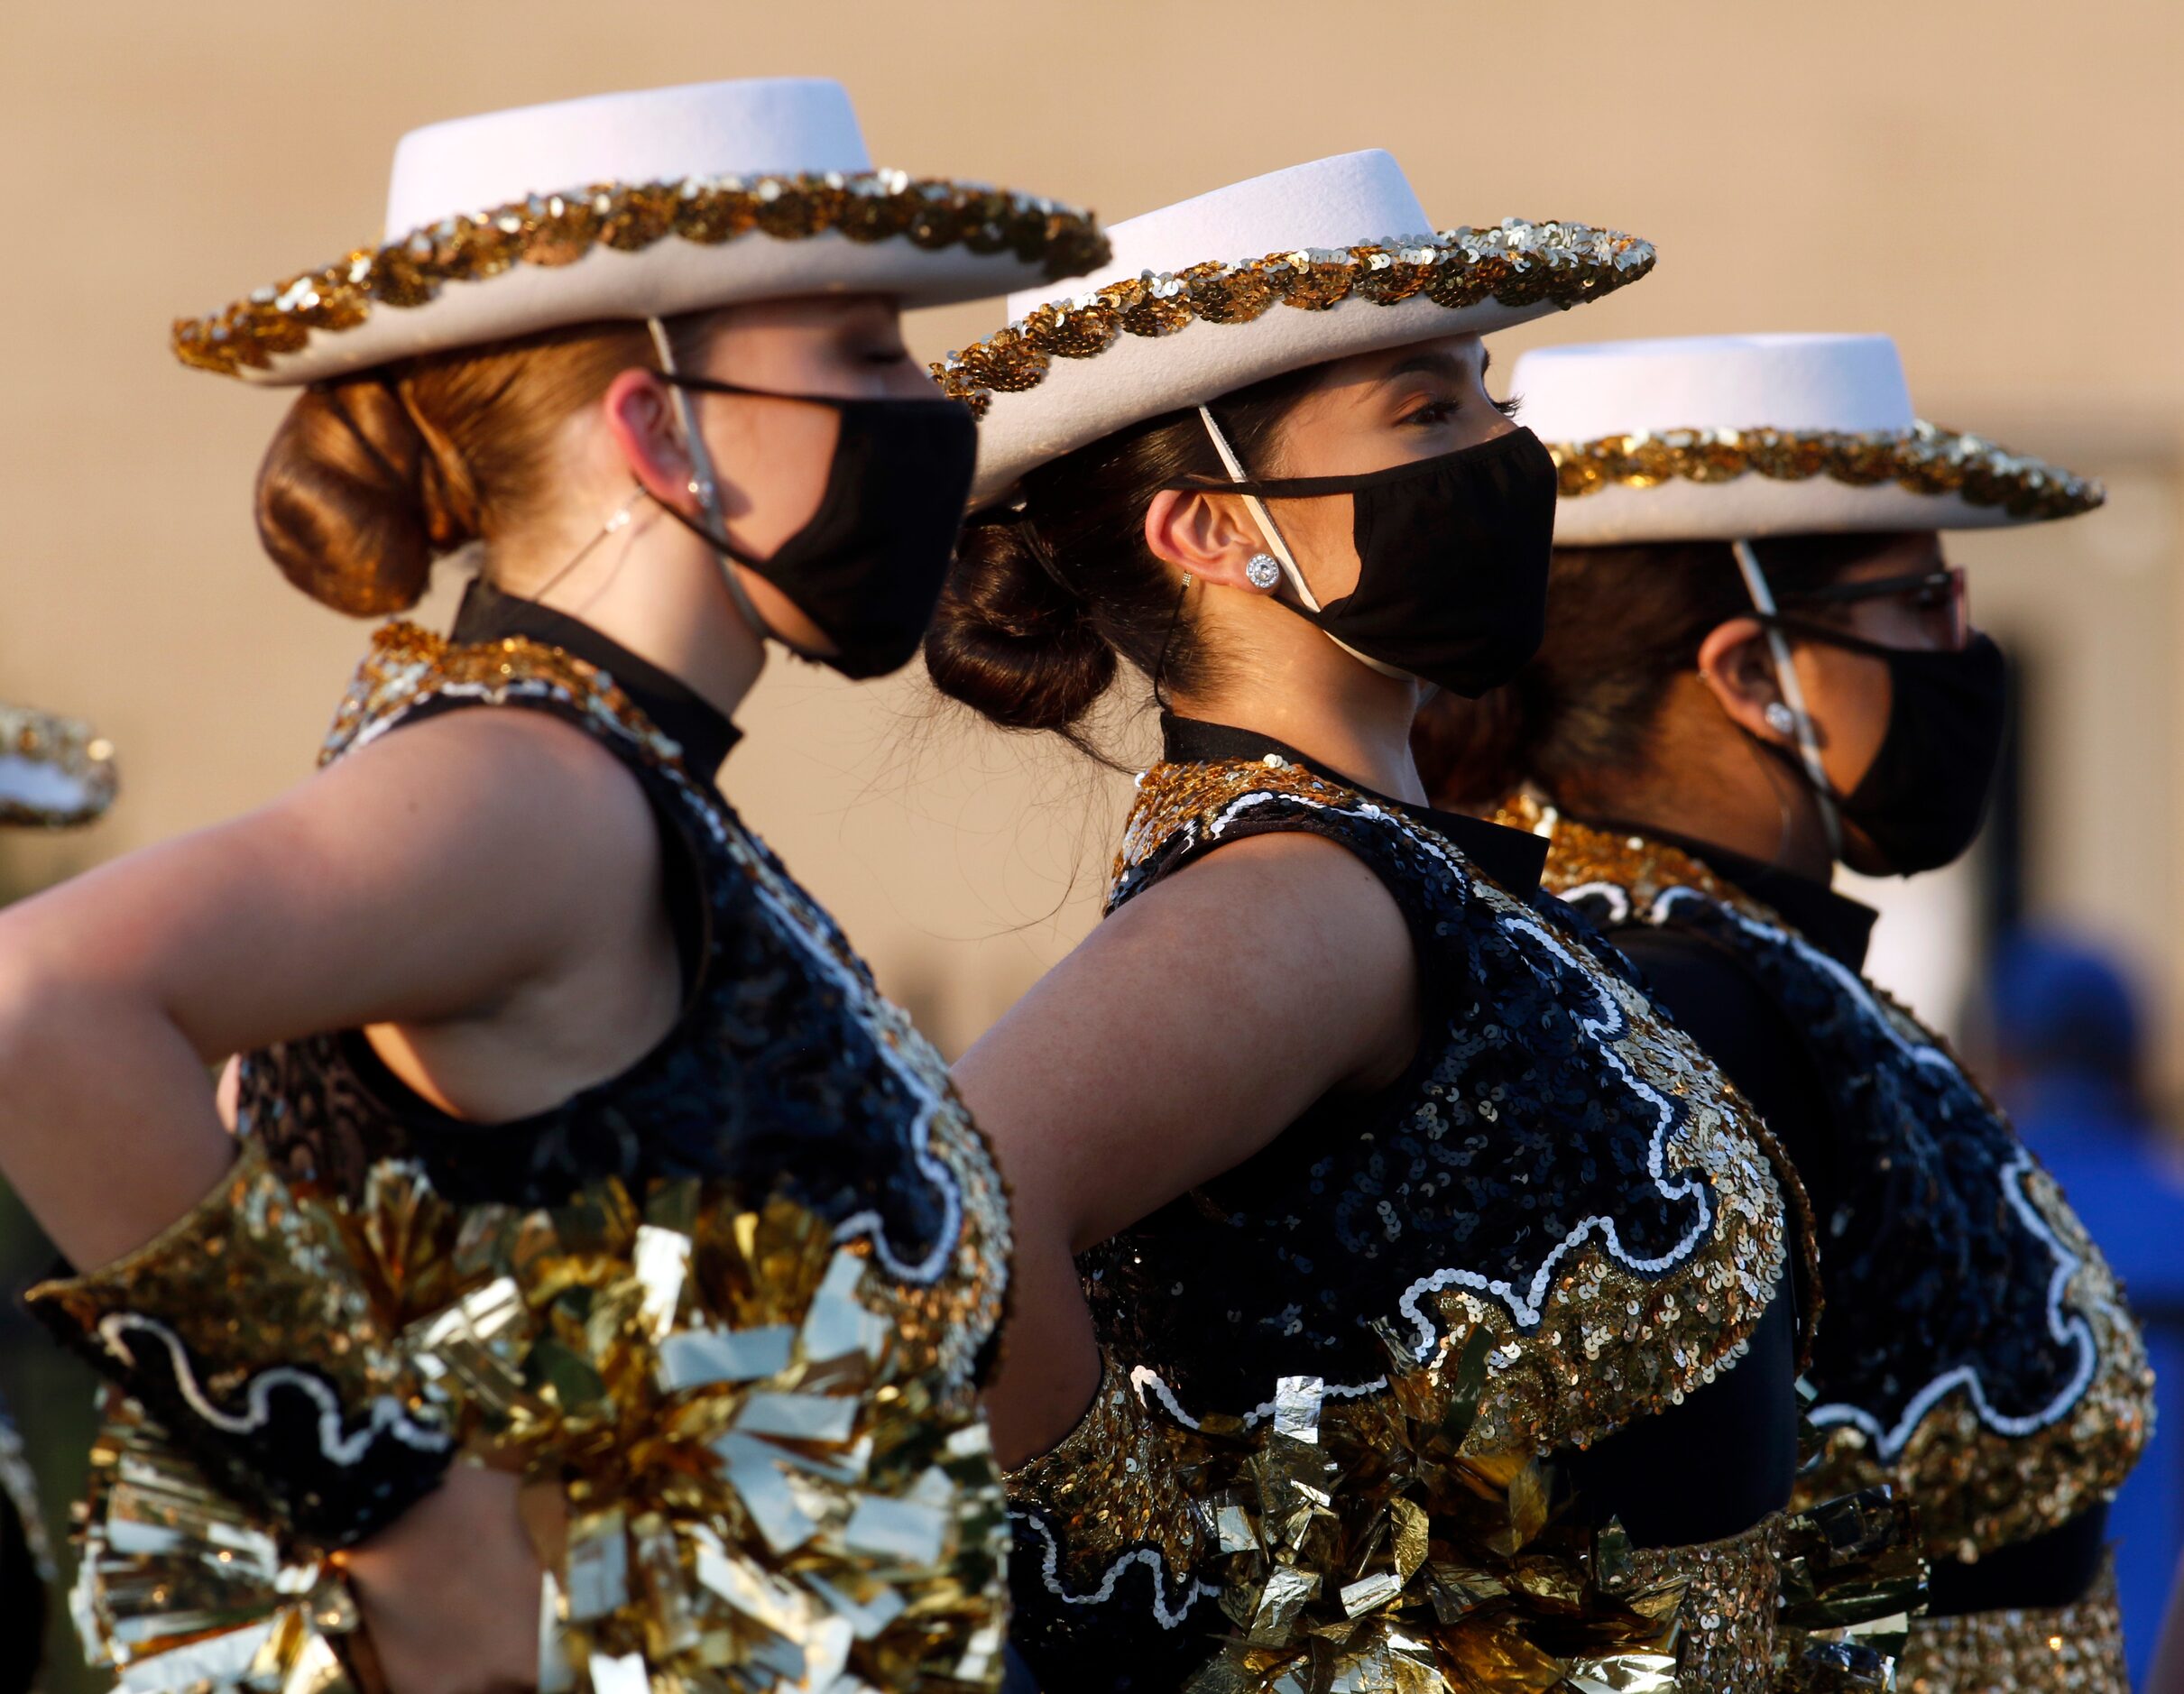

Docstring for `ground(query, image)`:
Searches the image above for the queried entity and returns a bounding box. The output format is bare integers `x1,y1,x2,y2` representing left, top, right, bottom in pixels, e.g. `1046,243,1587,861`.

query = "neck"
502,502,767,726
1173,655,1428,805
1586,749,1838,881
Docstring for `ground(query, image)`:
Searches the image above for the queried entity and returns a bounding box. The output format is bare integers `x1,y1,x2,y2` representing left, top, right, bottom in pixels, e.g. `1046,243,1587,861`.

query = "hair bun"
253,377,477,617
926,512,1115,741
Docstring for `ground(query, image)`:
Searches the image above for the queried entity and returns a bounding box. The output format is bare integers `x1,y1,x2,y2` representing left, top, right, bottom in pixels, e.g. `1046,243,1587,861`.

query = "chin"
1837,827,1897,879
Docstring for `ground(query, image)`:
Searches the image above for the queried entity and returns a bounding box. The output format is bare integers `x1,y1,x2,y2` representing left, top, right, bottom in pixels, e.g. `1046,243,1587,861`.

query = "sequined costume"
1509,802,2152,1694
32,587,1015,1692
1005,719,1830,1694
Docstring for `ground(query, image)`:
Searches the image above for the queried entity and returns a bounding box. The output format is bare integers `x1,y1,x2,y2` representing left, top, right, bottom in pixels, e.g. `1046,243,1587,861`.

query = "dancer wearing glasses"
1418,333,2152,1694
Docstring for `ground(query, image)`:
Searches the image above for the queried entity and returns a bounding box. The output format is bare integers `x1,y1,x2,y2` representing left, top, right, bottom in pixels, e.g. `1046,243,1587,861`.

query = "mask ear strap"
647,316,793,653
1732,538,1844,860
1194,405,1321,612
1193,406,1409,683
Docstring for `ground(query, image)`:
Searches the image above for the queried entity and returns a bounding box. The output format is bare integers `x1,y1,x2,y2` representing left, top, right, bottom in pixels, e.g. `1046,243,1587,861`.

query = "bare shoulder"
1109,827,1415,987
956,825,1422,1249
321,704,663,888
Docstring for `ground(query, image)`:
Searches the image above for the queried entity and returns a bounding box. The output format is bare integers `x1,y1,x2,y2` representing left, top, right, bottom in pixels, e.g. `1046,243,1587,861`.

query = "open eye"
1398,398,1461,428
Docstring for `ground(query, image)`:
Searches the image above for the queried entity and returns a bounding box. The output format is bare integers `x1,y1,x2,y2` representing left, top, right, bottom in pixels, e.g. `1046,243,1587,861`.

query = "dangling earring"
1180,572,1193,590
1245,552,1281,590
1765,701,1798,735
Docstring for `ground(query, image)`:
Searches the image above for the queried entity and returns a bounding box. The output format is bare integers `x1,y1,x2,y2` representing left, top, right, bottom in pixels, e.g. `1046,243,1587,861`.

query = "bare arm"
954,832,1420,1464
0,708,668,1694
0,706,663,1268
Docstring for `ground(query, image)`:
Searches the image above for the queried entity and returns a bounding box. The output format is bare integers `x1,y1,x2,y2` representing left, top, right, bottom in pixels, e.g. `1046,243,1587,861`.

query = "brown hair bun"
254,379,459,616
250,318,716,617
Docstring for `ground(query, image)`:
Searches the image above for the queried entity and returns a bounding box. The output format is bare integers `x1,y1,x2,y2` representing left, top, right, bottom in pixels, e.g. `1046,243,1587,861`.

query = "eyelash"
1401,395,1523,427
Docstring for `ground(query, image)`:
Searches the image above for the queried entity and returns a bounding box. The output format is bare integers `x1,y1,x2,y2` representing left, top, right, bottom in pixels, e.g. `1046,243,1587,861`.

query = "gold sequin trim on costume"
0,700,117,826
1006,1358,1211,1619
1622,1513,1784,1692
27,1135,442,1453
173,173,1110,377
932,220,1655,419
1898,1558,2127,1694
1507,800,2154,1563
1109,759,1810,1457
1548,422,2102,522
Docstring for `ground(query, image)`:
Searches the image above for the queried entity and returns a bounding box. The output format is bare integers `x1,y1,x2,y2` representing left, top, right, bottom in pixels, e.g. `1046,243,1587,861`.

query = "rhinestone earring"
1245,552,1281,590
1765,702,1798,735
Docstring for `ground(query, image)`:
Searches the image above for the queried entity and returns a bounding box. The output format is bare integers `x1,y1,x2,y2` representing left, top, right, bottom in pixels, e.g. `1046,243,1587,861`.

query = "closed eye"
1493,394,1522,420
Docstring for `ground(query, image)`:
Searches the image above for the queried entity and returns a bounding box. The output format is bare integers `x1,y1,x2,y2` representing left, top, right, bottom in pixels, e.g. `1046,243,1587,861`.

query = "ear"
602,369,703,516
1144,489,1279,594
1697,616,1793,746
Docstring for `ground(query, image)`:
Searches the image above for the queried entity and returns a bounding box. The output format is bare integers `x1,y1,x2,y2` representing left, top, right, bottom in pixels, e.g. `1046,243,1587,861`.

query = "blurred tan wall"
2,0,2179,1072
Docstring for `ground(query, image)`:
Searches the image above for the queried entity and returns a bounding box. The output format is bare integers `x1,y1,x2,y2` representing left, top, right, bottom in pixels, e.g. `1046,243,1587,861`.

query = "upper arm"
0,705,662,1062
954,830,1420,1255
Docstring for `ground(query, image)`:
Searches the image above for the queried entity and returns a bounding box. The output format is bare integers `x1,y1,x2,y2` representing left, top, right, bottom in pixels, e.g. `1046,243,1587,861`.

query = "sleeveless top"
42,588,1022,1694
240,582,1011,1394
1004,722,1819,1694
1514,805,2152,1586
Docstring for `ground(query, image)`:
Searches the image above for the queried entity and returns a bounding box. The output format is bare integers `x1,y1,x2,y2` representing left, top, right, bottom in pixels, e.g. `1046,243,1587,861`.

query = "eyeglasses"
1775,566,1969,649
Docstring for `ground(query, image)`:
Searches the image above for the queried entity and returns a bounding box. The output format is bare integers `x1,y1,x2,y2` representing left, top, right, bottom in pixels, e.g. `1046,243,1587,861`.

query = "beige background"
1,1,2179,1063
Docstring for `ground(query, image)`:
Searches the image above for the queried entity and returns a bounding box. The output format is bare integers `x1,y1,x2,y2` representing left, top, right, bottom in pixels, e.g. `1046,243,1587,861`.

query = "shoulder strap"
1110,756,1484,932
324,621,696,781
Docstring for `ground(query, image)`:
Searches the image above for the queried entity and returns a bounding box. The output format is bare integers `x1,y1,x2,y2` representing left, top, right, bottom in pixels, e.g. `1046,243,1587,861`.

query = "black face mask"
1771,621,2010,875
1179,426,1560,698
659,374,977,680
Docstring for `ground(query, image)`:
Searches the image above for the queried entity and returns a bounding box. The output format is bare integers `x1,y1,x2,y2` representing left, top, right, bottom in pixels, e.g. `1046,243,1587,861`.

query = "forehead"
1838,531,1946,579
708,292,902,336
1309,330,1487,396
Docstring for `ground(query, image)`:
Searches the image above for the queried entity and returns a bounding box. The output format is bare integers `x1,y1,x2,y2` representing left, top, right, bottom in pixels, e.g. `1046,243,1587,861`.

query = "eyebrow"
1381,346,1489,385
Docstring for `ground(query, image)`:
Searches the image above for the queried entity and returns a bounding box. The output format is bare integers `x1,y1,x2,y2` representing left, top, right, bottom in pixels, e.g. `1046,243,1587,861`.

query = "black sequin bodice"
235,612,1010,1390
1526,806,2151,1565
1005,746,1812,1692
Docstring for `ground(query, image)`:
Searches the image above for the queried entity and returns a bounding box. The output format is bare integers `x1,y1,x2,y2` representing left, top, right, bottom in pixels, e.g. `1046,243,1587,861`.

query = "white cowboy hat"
0,704,115,828
174,78,1108,384
1512,333,2102,544
936,150,1656,508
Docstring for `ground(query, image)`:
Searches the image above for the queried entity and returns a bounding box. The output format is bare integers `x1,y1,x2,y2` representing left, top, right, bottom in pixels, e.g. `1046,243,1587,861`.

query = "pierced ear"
1144,489,1278,594
1697,616,1790,743
603,369,701,514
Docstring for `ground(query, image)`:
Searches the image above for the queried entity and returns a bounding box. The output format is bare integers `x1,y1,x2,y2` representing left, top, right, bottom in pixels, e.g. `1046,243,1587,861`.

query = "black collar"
1159,713,1547,897
451,581,741,778
1585,816,1877,970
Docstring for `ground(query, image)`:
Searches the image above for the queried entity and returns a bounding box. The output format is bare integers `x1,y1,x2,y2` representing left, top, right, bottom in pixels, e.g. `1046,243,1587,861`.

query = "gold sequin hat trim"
1512,334,2103,541
938,152,1655,506
0,701,116,827
173,78,1109,384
